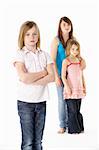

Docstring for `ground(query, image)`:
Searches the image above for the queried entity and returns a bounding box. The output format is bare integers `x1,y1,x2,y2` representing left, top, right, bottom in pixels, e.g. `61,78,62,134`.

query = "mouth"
65,29,69,31
30,41,35,42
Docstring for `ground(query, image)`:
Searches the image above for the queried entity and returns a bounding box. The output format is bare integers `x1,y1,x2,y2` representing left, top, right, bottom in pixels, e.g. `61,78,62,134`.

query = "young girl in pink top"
62,39,86,134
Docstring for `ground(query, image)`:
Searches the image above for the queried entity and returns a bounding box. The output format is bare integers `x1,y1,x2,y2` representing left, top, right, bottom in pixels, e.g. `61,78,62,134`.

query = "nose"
31,34,35,38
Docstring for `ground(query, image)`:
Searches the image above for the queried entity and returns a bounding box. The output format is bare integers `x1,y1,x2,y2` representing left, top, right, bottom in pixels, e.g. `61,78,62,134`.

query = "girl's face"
70,44,79,57
60,20,71,35
24,26,39,47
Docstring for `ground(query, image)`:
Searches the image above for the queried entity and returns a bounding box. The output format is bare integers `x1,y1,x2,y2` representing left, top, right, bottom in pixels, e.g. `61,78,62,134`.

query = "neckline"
22,46,41,54
68,56,80,63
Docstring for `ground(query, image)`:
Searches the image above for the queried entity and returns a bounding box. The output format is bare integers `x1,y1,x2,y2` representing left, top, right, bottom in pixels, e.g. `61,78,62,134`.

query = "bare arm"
82,73,86,95
62,59,71,95
62,59,69,87
33,63,55,85
51,37,62,86
51,38,59,77
15,62,47,84
81,58,86,70
78,57,86,70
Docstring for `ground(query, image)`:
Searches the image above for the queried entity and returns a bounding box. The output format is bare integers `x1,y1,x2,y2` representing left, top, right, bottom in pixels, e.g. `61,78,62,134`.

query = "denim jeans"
56,85,68,128
66,99,84,134
17,100,46,150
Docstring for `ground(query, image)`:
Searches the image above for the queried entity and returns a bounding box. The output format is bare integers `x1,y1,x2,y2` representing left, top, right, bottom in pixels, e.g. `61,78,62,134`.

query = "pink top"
64,58,85,99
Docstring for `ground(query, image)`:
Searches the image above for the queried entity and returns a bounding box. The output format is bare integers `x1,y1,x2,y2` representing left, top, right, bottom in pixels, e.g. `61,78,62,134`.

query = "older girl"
14,21,54,150
51,17,86,133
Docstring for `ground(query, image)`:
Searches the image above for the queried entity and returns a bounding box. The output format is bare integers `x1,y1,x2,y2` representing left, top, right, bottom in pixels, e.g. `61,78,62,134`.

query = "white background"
0,0,99,150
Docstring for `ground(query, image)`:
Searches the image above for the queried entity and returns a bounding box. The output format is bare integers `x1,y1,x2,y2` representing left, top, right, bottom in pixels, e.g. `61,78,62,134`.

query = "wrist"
55,75,60,80
42,70,46,77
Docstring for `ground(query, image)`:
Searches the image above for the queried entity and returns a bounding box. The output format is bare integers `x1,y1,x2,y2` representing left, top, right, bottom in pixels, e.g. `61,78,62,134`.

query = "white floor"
43,123,98,150
43,93,98,150
43,130,98,150
0,84,99,150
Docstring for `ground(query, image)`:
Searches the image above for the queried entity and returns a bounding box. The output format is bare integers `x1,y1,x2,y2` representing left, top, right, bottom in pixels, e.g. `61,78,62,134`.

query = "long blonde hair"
18,21,40,49
66,39,80,57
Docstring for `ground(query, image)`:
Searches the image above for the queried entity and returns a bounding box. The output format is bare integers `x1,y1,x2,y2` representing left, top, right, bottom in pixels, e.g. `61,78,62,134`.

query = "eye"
33,33,37,36
25,33,30,36
75,48,79,51
72,48,75,51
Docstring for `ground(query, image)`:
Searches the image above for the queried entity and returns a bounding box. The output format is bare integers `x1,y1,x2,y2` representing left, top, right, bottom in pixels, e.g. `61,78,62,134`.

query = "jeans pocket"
17,100,29,115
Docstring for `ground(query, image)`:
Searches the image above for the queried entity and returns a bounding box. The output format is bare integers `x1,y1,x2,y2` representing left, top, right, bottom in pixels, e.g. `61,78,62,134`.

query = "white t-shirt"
13,46,53,103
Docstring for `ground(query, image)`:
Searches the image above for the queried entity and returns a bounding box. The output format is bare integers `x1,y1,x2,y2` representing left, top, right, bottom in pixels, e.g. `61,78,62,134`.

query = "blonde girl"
13,21,54,150
62,39,86,134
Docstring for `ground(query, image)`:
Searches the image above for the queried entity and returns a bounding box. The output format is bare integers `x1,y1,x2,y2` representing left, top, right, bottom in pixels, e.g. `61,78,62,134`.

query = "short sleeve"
13,50,25,66
44,52,53,65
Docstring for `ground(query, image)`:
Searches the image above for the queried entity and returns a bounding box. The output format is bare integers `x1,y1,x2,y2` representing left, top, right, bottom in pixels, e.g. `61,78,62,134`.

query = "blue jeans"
56,85,68,128
17,100,46,150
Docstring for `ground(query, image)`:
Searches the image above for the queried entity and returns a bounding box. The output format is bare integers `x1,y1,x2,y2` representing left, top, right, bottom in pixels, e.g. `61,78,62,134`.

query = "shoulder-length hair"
58,16,73,48
18,21,40,49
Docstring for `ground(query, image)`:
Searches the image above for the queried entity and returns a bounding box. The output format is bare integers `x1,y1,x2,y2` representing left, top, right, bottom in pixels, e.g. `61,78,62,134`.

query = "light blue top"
56,38,66,77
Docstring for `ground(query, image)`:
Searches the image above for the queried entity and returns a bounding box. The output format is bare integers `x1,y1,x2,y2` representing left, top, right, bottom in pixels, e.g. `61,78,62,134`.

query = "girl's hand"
42,69,48,77
83,88,86,96
63,85,71,98
55,76,62,86
80,58,86,70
